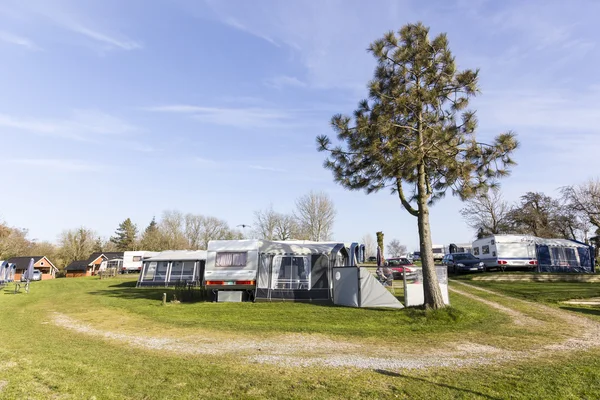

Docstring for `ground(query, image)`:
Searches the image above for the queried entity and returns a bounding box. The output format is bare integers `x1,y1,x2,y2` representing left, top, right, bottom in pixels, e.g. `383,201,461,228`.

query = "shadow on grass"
374,370,501,400
560,306,600,317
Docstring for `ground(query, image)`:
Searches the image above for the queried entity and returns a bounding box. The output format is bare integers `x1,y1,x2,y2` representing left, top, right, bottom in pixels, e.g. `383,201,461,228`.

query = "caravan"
432,244,446,261
121,251,159,273
204,240,360,302
472,234,595,272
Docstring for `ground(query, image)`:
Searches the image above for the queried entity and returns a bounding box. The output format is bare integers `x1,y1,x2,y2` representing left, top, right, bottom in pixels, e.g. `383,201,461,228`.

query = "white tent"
332,267,404,309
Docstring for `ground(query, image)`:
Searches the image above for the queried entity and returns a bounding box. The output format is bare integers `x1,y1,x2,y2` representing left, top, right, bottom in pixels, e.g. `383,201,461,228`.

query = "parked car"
412,252,421,261
385,257,416,279
367,256,377,263
20,269,42,282
442,253,485,273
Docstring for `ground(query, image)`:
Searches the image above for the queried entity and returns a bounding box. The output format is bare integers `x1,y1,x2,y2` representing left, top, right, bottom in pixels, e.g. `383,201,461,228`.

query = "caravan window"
216,252,247,267
273,256,311,290
497,243,531,258
133,256,142,262
473,247,480,256
482,245,490,255
432,248,443,254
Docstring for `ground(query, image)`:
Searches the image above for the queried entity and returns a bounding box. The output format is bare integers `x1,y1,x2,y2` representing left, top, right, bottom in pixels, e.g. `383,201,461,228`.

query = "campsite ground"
1,276,600,399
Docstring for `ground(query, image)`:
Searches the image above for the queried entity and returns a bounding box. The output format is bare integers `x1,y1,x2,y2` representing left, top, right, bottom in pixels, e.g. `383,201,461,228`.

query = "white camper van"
204,239,355,302
121,251,159,273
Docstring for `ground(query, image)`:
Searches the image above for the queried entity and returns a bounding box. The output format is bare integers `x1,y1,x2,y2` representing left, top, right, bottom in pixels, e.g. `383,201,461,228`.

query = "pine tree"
110,218,138,251
317,23,518,309
140,217,163,251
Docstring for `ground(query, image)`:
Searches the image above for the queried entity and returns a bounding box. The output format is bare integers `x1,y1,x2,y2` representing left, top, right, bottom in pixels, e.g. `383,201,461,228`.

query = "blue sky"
0,0,598,252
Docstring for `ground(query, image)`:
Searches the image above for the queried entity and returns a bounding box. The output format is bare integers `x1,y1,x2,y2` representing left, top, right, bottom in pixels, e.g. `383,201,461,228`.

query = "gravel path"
51,284,600,370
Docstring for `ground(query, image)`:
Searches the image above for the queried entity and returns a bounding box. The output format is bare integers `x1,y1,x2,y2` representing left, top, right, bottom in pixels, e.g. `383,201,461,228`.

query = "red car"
385,258,416,279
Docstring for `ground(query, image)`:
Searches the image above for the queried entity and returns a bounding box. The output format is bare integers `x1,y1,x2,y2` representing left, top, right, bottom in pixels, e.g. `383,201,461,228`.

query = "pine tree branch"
397,179,418,216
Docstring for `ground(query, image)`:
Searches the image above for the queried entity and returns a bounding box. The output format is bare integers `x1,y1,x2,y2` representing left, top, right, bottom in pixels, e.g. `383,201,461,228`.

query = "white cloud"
0,30,39,50
264,75,307,89
67,23,141,51
222,16,279,47
248,165,287,173
4,158,105,172
144,104,305,129
0,109,137,141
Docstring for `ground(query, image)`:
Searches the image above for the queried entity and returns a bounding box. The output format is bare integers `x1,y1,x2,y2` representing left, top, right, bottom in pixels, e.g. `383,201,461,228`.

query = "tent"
333,267,404,309
254,241,350,302
137,250,207,287
533,238,595,273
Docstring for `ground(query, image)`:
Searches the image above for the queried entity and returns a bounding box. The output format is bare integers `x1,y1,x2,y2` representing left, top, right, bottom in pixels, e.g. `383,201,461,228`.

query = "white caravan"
432,244,446,261
471,234,595,272
121,251,159,273
472,235,537,269
204,239,355,302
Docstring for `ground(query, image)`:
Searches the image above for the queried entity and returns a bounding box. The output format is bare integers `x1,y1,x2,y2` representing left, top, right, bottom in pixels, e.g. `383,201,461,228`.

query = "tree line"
461,179,600,242
0,191,336,270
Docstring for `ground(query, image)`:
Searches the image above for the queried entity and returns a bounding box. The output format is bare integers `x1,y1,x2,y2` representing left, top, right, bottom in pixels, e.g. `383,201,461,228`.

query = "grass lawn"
0,276,599,399
454,274,600,321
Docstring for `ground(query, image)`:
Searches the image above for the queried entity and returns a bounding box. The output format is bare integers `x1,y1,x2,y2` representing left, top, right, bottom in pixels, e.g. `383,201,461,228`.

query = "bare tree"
388,239,407,258
294,191,336,241
160,210,187,249
562,179,600,234
58,227,98,267
0,222,31,260
460,189,512,238
253,205,279,240
185,214,204,249
198,216,235,249
361,234,376,259
274,213,299,240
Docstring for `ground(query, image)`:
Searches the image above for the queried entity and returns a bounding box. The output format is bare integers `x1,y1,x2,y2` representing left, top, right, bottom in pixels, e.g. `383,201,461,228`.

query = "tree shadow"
88,287,210,303
373,370,502,399
560,306,600,317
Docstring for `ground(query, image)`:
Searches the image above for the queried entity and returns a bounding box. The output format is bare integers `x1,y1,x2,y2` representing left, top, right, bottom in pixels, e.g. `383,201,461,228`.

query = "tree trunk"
417,170,445,309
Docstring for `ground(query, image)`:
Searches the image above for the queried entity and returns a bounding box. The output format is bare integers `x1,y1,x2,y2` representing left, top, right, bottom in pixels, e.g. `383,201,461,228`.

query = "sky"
0,0,598,253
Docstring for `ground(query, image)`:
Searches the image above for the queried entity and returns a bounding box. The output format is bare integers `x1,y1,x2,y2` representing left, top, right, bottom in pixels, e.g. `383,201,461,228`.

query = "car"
385,257,416,279
442,253,485,273
412,252,421,261
20,269,42,282
367,256,377,263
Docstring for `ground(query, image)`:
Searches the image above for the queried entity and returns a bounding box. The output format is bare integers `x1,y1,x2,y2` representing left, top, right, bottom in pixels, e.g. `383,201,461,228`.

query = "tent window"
180,261,196,281
156,262,169,281
216,252,247,267
482,245,490,255
551,248,568,266
273,256,310,289
171,261,184,281
143,262,157,281
564,248,578,267
577,247,591,268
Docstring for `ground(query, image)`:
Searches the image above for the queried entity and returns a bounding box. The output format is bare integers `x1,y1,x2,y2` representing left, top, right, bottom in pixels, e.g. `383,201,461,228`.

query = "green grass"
0,276,599,399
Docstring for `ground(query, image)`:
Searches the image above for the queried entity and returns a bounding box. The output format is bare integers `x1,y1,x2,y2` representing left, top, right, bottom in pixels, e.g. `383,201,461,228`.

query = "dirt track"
52,282,600,370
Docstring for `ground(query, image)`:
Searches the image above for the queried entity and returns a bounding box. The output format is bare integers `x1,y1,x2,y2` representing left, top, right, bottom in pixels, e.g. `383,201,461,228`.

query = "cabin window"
482,245,490,255
272,256,311,290
216,252,247,267
133,256,142,262
143,262,157,281
473,247,480,256
40,261,44,266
